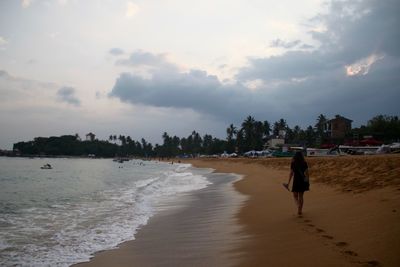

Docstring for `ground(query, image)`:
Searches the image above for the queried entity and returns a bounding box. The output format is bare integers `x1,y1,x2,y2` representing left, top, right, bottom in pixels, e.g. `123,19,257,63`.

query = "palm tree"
226,124,237,153
273,121,280,136
278,118,287,130
315,114,327,138
241,116,255,138
241,116,256,151
263,120,271,137
305,125,316,146
191,131,202,154
236,129,245,153
226,124,237,141
253,121,265,150
292,125,302,143
118,135,127,146
273,119,287,137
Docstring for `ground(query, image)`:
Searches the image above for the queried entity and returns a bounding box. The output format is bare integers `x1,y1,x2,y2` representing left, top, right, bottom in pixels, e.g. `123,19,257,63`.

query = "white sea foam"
0,159,211,266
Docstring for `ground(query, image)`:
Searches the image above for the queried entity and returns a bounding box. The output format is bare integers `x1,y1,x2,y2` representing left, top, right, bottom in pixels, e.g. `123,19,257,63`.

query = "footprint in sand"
335,241,348,247
343,250,358,256
322,235,334,240
302,219,316,228
316,228,325,233
364,260,381,267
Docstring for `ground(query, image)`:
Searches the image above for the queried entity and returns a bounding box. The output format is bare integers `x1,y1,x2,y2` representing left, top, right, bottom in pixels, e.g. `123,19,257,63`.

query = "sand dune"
214,154,400,193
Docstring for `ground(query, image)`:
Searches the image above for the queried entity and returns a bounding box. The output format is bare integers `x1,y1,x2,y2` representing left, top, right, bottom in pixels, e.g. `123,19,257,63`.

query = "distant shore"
75,155,400,267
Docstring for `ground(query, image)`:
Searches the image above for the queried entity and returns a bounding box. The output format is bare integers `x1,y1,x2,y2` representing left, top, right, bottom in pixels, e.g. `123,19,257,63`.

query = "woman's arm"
288,169,294,185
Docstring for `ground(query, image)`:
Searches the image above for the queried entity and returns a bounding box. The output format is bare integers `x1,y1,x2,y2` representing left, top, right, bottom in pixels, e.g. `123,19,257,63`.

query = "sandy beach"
77,155,400,267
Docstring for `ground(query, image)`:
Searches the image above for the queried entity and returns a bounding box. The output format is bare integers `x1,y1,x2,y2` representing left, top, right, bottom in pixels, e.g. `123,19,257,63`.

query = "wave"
0,162,211,267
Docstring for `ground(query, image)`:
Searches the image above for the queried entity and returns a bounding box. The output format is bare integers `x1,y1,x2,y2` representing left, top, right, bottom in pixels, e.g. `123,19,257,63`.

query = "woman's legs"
298,192,304,215
292,192,304,215
292,192,299,210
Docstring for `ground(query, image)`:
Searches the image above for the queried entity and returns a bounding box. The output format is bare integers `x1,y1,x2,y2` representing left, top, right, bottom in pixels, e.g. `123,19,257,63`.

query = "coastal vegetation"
11,114,400,158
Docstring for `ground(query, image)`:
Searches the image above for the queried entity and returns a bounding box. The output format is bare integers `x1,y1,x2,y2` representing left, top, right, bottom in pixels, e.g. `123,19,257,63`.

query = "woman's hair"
293,151,305,166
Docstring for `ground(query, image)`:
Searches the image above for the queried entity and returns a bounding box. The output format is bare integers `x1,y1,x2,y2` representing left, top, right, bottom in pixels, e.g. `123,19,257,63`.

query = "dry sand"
76,154,400,267
188,154,400,267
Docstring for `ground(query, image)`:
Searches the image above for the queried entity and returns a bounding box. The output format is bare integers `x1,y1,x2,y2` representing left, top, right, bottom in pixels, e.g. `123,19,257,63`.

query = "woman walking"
287,151,309,216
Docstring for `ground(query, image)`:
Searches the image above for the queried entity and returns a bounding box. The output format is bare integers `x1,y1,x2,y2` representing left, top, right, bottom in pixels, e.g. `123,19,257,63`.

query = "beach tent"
359,138,382,146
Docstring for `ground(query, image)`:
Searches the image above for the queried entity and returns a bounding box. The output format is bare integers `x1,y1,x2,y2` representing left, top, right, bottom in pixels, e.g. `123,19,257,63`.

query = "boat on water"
41,164,52,169
113,158,130,163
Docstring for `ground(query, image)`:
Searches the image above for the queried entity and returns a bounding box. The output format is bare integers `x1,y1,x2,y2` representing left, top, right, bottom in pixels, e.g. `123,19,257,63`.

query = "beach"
74,170,246,267
77,155,400,267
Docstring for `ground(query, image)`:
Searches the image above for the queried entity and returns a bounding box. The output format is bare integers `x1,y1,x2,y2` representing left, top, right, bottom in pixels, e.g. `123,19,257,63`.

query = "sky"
0,0,399,149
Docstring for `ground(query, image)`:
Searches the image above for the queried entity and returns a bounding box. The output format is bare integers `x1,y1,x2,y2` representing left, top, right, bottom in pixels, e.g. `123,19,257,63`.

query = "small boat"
113,158,130,163
41,164,52,169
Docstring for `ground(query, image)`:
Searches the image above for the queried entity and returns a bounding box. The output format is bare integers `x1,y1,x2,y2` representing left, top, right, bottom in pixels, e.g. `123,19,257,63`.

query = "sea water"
0,157,211,266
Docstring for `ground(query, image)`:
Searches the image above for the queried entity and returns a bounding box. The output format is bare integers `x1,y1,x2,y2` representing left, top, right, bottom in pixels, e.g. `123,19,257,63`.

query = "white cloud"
49,32,60,39
243,79,264,91
21,0,32,8
126,1,139,18
58,0,69,5
345,54,385,77
0,36,8,48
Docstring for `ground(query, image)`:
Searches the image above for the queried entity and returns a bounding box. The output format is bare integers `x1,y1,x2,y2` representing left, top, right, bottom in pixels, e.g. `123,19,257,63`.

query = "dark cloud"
269,39,313,50
109,69,252,122
0,70,10,78
243,0,400,78
109,48,124,56
236,0,400,120
57,86,80,106
299,44,314,49
238,50,333,81
269,39,301,49
109,0,400,127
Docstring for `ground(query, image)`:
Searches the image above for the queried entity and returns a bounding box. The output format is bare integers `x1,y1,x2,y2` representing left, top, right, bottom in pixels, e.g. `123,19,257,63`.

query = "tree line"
12,114,400,158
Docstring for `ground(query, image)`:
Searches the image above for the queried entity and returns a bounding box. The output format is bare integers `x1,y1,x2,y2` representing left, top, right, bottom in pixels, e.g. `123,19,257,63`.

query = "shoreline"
74,168,246,267
74,155,400,267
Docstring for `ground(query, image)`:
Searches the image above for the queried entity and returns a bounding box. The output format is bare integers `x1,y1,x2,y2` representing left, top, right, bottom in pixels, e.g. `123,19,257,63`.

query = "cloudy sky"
0,0,399,149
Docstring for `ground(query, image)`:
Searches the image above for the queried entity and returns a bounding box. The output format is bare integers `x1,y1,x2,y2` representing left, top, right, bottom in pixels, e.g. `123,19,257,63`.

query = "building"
324,115,352,139
86,132,96,141
266,130,286,148
266,138,285,148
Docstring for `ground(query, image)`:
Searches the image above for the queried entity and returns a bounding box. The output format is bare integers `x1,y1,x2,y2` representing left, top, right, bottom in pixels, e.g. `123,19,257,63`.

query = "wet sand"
75,155,400,267
74,171,246,267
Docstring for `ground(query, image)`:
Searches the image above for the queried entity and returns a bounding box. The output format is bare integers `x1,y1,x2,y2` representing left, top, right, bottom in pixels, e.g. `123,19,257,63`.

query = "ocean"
0,157,213,266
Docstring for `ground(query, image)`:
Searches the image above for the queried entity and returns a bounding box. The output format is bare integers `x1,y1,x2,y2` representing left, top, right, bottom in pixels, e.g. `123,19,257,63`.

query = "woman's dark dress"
291,161,309,192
